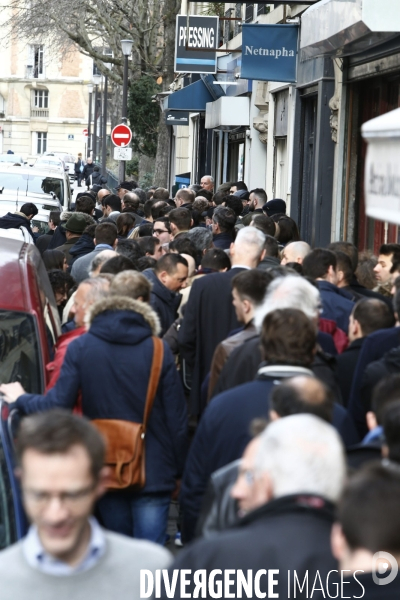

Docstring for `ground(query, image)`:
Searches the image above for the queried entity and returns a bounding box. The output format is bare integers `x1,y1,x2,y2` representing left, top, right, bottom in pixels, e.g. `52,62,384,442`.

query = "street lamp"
102,74,108,177
120,39,133,181
87,83,93,159
92,73,102,164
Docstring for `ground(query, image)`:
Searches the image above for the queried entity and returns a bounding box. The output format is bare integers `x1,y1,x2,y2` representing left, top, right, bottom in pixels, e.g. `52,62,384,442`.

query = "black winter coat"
180,368,357,542
82,162,95,179
335,338,364,406
163,494,337,600
178,267,247,416
361,346,400,412
143,269,182,337
212,231,234,250
212,334,342,401
348,327,400,437
36,231,54,255
16,297,188,494
86,170,107,187
68,233,95,266
0,212,35,236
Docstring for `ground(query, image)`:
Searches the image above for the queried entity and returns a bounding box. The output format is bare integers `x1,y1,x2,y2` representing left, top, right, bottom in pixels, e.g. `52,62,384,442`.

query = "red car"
0,236,61,548
0,236,61,391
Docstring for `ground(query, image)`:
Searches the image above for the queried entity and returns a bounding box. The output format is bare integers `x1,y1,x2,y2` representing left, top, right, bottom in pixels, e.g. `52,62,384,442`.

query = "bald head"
281,241,311,265
270,376,334,424
97,189,111,203
122,192,140,211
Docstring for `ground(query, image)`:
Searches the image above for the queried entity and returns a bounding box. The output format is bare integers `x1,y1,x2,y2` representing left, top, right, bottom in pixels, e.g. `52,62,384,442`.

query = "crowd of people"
0,173,400,598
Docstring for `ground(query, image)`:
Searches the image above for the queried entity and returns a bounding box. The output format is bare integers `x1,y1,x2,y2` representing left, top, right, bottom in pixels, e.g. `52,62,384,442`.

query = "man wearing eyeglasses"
0,410,171,599
153,217,171,245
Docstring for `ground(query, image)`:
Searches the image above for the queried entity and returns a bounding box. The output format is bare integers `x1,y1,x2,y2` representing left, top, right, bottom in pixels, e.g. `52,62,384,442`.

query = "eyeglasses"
23,484,96,509
154,228,168,235
238,468,255,485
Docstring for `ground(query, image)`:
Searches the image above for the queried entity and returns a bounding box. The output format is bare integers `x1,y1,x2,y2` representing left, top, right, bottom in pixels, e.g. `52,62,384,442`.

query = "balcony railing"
31,108,49,118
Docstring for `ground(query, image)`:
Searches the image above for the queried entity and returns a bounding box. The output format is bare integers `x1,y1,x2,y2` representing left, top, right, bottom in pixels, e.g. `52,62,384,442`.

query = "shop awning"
362,108,400,225
300,0,400,60
205,96,250,130
163,79,214,113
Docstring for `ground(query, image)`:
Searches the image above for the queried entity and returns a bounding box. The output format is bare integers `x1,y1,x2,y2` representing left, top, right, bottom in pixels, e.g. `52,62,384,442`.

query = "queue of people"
1,174,400,598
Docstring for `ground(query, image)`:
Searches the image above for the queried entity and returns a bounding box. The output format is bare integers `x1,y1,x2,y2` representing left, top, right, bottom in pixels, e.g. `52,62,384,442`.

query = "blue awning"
163,79,214,113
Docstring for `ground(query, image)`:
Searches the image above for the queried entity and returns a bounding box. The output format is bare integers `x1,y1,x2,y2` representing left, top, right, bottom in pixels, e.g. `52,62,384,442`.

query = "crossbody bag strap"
142,337,164,432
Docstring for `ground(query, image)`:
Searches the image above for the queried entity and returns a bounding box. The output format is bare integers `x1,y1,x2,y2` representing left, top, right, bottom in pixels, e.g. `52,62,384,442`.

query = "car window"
0,434,16,550
31,219,49,236
0,174,64,205
0,311,42,393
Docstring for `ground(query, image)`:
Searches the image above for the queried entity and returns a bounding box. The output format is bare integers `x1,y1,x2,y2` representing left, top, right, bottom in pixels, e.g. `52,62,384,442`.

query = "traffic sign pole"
111,123,133,183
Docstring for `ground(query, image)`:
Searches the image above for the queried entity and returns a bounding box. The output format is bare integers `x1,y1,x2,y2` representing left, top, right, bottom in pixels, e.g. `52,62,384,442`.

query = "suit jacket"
348,327,400,437
212,333,346,406
178,267,246,416
180,368,355,542
335,338,364,407
208,321,257,399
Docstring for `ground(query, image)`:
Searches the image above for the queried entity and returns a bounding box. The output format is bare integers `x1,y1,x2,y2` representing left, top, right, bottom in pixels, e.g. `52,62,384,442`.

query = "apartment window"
28,44,44,78
36,132,47,154
257,4,270,16
245,3,254,23
34,90,48,109
93,62,101,76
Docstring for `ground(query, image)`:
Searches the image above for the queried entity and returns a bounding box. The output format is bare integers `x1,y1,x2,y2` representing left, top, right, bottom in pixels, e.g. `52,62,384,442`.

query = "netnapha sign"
241,24,299,83
244,46,295,58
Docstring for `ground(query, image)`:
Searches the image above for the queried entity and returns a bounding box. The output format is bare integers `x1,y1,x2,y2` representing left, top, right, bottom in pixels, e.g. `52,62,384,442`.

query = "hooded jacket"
143,268,182,336
316,280,354,342
48,211,95,250
68,233,96,266
0,212,35,236
86,170,107,187
16,297,188,493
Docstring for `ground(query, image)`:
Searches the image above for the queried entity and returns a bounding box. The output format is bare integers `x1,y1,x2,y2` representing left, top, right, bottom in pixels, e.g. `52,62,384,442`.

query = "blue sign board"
241,24,299,83
175,16,218,74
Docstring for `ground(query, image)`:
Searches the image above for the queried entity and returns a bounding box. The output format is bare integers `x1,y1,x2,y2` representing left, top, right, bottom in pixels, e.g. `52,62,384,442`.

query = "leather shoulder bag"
92,337,164,490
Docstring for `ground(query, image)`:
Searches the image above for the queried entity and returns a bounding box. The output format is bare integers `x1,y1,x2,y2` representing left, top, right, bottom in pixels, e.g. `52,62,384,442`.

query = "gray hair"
89,250,117,275
254,275,321,330
79,277,110,304
132,188,147,205
202,175,214,183
187,227,213,253
234,226,266,259
110,271,152,302
255,414,346,503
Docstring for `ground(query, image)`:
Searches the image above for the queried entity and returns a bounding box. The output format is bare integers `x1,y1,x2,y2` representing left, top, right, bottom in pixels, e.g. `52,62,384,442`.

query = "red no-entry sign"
111,124,132,147
82,128,88,137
